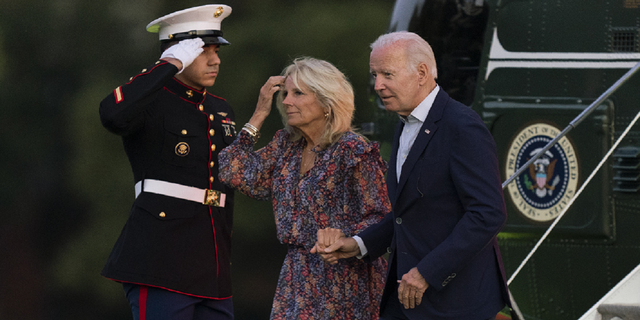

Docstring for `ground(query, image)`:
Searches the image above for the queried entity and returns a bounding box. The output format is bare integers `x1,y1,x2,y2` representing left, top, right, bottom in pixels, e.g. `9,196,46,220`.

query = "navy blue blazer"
359,89,511,320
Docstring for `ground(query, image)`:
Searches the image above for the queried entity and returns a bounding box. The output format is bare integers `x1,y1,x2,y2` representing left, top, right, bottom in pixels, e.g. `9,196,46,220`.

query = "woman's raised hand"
248,76,285,130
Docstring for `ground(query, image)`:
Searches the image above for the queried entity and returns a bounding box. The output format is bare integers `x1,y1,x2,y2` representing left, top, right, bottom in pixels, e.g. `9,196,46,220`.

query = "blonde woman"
219,57,390,319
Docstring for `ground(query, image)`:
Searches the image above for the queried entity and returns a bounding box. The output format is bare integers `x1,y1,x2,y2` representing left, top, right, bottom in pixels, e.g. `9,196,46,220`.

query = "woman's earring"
324,112,329,118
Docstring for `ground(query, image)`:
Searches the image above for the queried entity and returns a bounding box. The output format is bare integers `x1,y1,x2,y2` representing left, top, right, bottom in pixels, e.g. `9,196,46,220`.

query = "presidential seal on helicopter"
506,123,579,222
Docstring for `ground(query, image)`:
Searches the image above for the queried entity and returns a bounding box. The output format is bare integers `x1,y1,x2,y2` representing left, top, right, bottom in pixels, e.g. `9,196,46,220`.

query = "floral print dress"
219,129,390,320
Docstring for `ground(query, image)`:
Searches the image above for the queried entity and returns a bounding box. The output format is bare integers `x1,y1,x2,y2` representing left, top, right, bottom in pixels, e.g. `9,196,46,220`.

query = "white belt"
135,179,226,207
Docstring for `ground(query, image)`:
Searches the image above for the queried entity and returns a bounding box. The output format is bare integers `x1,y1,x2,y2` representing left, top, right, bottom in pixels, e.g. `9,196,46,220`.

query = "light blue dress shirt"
396,85,439,182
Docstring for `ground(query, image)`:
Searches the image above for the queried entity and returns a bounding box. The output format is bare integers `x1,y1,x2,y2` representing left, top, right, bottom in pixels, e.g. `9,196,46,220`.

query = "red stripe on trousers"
139,286,148,320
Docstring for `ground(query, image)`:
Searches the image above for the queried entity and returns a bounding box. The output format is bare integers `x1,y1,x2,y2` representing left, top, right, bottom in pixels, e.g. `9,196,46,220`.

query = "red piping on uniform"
209,206,219,278
161,82,221,277
162,87,200,104
172,77,207,93
114,86,124,104
126,62,169,85
139,286,148,320
162,77,227,102
201,94,220,277
206,92,227,101
103,277,232,300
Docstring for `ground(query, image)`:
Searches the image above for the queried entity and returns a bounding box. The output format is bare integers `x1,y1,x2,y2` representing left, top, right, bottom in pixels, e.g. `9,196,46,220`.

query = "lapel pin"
425,129,431,134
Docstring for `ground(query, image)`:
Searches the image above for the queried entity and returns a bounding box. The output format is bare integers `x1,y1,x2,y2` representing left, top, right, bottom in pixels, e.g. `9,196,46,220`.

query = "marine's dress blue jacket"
99,60,236,299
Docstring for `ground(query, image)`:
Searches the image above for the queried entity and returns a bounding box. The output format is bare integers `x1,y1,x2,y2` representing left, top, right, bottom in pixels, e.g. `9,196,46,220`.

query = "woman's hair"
276,57,355,148
370,31,438,79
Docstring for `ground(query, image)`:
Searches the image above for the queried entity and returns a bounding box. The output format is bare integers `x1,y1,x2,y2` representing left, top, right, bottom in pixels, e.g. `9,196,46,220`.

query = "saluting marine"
99,5,237,320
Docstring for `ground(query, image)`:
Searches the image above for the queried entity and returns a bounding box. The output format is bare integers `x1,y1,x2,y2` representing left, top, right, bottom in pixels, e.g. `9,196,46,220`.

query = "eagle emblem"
526,148,561,198
505,123,579,222
214,7,224,18
175,142,190,157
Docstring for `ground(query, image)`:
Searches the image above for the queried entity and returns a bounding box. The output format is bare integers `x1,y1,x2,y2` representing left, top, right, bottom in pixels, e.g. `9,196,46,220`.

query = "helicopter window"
611,27,639,52
414,0,489,106
372,0,489,108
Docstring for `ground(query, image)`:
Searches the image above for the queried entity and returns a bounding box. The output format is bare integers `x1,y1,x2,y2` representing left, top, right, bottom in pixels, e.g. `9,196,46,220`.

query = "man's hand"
161,38,205,73
397,267,429,309
310,228,360,264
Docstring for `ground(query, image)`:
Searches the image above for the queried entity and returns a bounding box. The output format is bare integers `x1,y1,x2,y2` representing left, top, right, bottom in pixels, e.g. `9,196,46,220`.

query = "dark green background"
0,1,395,319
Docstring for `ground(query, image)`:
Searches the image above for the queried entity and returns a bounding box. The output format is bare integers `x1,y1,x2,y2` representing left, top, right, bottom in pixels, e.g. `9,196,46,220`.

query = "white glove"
160,38,205,74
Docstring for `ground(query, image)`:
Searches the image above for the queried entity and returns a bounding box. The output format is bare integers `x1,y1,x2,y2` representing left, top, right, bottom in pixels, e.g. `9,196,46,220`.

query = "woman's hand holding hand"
311,228,361,264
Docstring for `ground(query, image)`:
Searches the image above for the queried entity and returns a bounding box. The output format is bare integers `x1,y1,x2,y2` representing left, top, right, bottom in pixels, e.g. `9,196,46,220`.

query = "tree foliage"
0,0,393,318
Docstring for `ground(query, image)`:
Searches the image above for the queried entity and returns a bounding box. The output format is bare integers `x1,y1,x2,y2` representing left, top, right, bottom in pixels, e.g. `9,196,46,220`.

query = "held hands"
310,228,360,264
160,38,205,73
312,228,429,309
397,267,429,309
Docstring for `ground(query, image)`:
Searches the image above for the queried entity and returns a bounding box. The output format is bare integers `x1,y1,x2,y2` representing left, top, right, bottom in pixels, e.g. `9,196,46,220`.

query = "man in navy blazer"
313,32,513,320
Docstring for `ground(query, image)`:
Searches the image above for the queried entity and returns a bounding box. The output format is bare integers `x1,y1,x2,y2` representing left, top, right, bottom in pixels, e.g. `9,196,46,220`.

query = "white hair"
370,31,438,79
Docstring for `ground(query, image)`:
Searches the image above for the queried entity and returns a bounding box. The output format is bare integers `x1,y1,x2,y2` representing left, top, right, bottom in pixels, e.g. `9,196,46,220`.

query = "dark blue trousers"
380,295,497,320
380,296,497,320
123,283,233,320
379,294,410,320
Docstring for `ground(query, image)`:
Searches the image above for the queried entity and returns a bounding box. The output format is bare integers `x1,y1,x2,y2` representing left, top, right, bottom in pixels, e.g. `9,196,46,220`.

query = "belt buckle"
203,189,222,207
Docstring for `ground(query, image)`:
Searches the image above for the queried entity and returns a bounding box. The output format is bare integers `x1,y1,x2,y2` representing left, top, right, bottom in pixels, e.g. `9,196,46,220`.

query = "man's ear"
417,63,430,86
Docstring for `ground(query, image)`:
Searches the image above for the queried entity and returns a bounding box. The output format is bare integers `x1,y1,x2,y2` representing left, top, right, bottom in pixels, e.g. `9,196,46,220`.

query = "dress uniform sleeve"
99,61,179,136
218,129,287,201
